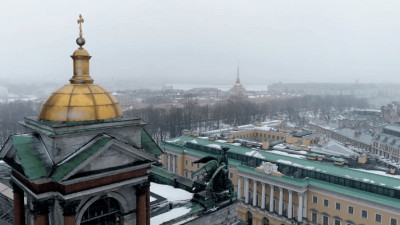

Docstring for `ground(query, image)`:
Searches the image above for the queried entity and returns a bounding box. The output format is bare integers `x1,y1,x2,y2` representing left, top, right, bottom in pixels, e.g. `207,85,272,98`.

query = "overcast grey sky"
1,0,400,89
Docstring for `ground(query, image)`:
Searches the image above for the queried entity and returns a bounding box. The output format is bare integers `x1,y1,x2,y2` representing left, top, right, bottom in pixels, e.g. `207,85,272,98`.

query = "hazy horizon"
2,1,400,89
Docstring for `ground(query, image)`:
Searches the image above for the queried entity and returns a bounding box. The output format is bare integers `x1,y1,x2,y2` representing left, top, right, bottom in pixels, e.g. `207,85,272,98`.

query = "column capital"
60,199,81,216
31,199,53,216
136,181,150,196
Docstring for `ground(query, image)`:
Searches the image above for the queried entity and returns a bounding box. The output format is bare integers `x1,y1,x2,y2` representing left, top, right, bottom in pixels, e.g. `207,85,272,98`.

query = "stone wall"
184,202,239,225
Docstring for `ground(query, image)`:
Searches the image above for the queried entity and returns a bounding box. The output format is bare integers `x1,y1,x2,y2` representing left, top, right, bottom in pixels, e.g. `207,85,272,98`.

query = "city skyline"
1,1,400,89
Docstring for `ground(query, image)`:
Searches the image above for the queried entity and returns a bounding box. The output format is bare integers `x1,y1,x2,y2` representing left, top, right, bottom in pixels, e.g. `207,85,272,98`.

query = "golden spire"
70,14,93,84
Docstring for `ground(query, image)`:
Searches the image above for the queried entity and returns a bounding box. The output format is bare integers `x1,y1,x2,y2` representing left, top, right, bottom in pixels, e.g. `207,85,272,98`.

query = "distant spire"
236,59,240,84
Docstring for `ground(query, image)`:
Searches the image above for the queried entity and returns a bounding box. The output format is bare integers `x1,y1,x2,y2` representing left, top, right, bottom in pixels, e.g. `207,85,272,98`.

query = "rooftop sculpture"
191,146,237,208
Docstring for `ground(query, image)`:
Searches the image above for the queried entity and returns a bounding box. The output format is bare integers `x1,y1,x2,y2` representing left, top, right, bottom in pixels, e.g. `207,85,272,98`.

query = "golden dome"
39,84,122,121
38,14,123,122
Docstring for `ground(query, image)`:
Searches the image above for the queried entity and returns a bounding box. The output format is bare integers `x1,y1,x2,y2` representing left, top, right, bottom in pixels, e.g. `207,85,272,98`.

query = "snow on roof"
151,182,193,202
311,140,355,157
150,206,192,225
206,144,222,149
203,120,281,135
273,144,286,150
353,169,400,179
268,150,306,159
245,150,265,159
277,159,292,165
229,143,241,146
166,139,181,143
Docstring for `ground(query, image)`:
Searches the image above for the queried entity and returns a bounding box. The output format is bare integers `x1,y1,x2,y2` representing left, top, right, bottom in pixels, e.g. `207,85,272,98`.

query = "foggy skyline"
1,0,400,90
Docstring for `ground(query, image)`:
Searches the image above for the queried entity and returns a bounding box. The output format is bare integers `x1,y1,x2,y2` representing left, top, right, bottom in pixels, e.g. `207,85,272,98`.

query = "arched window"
81,197,122,225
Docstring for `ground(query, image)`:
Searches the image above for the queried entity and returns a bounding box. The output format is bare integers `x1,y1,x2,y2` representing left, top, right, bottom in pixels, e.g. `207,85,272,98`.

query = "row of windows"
236,132,286,140
312,196,397,224
312,211,398,225
184,159,200,169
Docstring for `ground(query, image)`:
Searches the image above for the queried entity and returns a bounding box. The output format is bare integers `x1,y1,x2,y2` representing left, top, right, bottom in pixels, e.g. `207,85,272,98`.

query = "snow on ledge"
151,182,193,202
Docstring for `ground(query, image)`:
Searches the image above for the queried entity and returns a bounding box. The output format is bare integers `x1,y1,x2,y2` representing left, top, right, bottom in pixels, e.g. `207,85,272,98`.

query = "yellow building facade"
160,135,400,225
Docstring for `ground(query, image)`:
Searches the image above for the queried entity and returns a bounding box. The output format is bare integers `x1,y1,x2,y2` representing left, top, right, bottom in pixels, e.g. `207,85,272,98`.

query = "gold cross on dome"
77,14,84,38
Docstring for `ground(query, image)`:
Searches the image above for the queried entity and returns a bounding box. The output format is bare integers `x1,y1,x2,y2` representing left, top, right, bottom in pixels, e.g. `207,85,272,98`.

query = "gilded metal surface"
38,14,123,122
39,84,122,121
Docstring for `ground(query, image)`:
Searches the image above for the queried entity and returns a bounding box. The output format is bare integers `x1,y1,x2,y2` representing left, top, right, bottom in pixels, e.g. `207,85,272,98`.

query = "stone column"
60,200,80,225
146,184,151,225
167,154,170,171
136,182,150,225
288,190,293,219
269,184,274,212
252,180,257,206
244,177,249,204
31,200,52,225
173,155,176,173
278,187,283,215
303,191,308,218
237,176,242,199
12,183,25,225
261,183,266,209
297,192,303,222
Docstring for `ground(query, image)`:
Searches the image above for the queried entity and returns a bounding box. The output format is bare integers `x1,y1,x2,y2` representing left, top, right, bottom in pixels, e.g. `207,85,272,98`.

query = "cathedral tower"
0,15,161,225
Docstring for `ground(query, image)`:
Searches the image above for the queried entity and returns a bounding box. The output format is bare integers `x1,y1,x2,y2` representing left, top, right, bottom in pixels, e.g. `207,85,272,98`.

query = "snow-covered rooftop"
151,182,193,203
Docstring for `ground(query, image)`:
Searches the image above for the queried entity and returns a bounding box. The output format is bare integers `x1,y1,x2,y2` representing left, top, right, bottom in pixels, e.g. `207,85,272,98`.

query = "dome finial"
76,14,85,47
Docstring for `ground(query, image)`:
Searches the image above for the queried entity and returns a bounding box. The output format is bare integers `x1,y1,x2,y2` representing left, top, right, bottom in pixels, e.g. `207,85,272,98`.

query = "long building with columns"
160,134,400,225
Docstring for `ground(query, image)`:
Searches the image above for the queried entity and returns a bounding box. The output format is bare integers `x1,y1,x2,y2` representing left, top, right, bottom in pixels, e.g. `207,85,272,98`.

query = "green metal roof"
163,136,400,190
333,157,345,162
12,134,53,180
159,141,242,167
152,166,177,180
51,135,113,181
237,164,308,187
141,129,163,156
189,203,205,213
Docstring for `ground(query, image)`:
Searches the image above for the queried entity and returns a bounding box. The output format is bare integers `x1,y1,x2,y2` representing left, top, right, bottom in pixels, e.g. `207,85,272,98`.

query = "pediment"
78,143,145,173
51,134,157,182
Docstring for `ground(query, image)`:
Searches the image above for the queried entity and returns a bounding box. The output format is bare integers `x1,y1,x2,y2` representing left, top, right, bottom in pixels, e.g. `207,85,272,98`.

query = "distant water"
168,83,269,91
